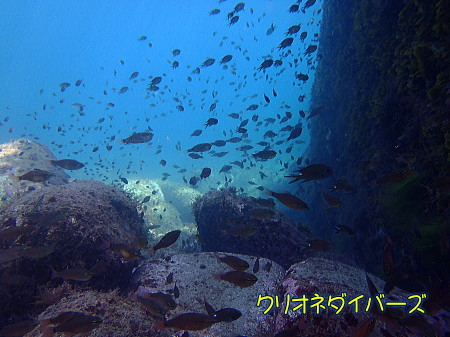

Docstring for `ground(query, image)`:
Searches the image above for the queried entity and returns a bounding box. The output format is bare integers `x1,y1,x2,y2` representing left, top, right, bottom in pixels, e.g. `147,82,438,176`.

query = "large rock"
130,252,285,336
274,258,448,336
25,289,158,337
193,188,316,268
0,180,145,322
0,139,70,203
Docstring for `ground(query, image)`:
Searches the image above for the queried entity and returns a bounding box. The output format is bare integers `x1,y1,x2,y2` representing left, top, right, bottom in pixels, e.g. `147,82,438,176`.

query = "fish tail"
40,321,55,337
51,268,58,280
264,188,273,196
155,319,166,330
7,172,19,183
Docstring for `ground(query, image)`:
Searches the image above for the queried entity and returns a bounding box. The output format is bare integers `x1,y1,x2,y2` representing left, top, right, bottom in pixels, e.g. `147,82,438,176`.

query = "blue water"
0,0,321,195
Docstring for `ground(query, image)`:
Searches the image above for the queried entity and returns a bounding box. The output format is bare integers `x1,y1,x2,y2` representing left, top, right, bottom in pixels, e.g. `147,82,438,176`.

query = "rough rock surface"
274,258,448,336
193,188,316,269
25,289,159,337
0,139,70,203
131,252,286,337
0,180,145,321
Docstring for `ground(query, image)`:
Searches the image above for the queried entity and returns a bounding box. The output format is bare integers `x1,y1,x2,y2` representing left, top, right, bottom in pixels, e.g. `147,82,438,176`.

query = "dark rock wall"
304,0,449,292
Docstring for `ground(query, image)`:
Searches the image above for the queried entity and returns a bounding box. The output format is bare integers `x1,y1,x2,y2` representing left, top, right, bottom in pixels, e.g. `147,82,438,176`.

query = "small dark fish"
217,254,249,271
264,94,270,103
274,326,299,337
160,313,219,331
263,261,272,272
289,4,299,12
295,73,309,82
200,168,211,179
266,190,309,210
188,153,203,159
149,230,181,254
137,35,147,40
150,76,162,85
287,125,302,141
191,129,203,137
376,169,414,184
278,37,294,50
201,58,215,67
213,308,242,322
75,79,82,86
211,140,227,147
247,104,259,111
306,239,330,251
59,82,71,92
253,149,276,161
253,257,260,273
350,318,376,337
189,176,200,186
307,106,324,119
220,55,233,64
188,143,212,152
286,24,301,35
304,44,318,55
120,132,154,144
266,23,275,35
129,71,139,79
51,159,84,170
300,31,307,41
172,49,181,56
216,271,257,288
51,267,94,281
219,165,232,173
143,196,151,203
228,15,239,26
234,2,244,12
323,192,342,207
334,225,355,236
159,159,167,166
286,164,333,183
15,169,53,182
173,283,180,298
120,177,128,184
41,311,102,335
92,146,99,152
258,59,273,71
273,88,277,97
166,272,174,284
136,295,167,317
0,319,38,337
205,118,218,128
245,208,275,219
302,0,317,13
209,8,220,15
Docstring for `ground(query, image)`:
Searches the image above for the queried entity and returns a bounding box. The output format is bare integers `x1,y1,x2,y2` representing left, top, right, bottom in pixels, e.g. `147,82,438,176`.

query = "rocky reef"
0,179,146,323
303,0,450,298
192,187,319,269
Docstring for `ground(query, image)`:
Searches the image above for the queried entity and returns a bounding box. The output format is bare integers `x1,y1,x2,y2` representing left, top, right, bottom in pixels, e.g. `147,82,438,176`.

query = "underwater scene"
0,0,449,336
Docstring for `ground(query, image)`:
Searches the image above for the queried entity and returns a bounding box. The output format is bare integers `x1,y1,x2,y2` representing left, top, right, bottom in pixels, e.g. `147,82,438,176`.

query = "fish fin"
213,273,223,281
285,175,301,184
51,268,58,280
